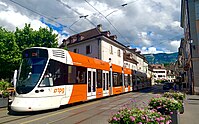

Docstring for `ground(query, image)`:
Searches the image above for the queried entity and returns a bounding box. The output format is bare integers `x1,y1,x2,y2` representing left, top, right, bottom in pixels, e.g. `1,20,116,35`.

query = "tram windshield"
16,49,48,94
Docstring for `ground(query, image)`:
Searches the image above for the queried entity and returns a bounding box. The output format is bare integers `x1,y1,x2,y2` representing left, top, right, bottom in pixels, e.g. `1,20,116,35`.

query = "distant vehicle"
163,82,174,90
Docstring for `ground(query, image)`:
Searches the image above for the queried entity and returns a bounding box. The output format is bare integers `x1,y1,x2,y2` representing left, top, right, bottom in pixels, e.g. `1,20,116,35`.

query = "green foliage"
163,91,185,101
155,80,168,84
0,24,58,80
0,81,12,97
0,27,21,80
155,80,161,84
14,24,58,51
148,97,183,114
109,108,171,124
144,53,178,64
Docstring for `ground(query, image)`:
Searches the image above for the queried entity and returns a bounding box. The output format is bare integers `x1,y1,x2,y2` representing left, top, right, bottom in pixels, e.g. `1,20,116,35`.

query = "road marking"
21,101,100,124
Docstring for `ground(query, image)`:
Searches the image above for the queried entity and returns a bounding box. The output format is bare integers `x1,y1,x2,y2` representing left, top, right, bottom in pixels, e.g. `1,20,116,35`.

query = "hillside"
144,52,178,64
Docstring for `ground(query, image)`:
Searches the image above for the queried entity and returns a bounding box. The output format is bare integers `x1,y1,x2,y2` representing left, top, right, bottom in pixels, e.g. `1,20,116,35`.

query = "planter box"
179,104,184,114
171,110,180,124
0,98,8,108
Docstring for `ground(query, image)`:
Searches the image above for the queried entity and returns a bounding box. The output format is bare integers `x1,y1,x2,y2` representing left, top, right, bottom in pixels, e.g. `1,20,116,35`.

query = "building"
180,0,199,94
60,24,125,67
165,63,176,82
60,24,152,88
151,64,167,83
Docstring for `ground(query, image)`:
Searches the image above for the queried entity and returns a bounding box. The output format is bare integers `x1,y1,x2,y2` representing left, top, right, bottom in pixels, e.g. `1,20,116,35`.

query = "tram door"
102,71,109,96
87,68,96,99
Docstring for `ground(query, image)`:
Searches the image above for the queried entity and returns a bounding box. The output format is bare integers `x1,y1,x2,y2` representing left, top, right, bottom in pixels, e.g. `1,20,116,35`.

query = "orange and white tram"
11,47,141,112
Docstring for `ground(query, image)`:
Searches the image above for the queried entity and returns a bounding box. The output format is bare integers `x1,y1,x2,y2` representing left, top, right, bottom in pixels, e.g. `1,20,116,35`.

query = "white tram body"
11,47,149,112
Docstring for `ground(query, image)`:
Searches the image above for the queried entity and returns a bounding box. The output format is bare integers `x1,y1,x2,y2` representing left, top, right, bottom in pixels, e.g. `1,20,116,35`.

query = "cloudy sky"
0,0,183,54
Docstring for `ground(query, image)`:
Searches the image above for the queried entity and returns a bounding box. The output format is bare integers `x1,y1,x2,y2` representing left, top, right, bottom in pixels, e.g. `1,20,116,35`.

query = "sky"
0,0,183,54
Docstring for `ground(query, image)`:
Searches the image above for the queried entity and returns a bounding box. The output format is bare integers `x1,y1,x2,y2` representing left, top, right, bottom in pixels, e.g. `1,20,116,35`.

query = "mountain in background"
144,52,178,64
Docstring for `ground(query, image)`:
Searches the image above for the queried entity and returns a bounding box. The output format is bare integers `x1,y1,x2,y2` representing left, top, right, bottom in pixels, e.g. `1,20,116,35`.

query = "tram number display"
54,88,65,94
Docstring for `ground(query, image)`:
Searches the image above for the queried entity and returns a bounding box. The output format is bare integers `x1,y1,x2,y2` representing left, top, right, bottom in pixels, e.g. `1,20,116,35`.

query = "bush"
163,91,185,101
148,97,182,115
0,81,12,98
109,108,171,124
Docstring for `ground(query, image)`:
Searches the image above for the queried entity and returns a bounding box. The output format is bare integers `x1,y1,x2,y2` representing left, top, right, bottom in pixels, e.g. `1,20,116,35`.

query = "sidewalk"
180,94,199,124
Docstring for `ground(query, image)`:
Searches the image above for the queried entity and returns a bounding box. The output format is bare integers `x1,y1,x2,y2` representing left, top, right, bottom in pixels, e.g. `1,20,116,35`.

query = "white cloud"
0,1,7,7
0,0,183,53
58,34,69,45
0,5,46,30
170,40,180,48
140,47,164,54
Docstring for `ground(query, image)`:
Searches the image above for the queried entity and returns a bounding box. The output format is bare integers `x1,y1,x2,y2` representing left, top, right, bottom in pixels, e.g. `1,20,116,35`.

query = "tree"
34,27,58,48
0,24,59,81
0,27,20,81
14,23,58,51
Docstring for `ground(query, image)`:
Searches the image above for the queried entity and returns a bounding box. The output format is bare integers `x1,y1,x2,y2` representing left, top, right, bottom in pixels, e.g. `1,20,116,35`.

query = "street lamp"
79,15,88,18
105,3,128,18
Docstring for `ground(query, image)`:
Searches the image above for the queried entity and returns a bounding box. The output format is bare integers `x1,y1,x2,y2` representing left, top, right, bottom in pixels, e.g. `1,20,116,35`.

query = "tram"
10,47,148,112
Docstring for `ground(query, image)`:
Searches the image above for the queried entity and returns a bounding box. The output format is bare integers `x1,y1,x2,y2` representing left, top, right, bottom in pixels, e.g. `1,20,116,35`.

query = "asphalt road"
0,85,162,124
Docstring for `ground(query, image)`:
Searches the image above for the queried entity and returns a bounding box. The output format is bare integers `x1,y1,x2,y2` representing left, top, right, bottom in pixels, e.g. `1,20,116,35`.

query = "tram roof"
68,51,110,71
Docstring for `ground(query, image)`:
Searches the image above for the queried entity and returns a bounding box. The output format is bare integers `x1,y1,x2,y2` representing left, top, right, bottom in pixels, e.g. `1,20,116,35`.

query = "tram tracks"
46,87,158,124
0,87,159,124
45,92,150,124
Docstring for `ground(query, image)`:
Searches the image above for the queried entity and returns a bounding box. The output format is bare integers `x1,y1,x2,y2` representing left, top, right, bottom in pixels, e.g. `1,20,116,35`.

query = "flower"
163,91,185,101
130,116,135,121
108,108,171,124
163,91,185,114
148,97,183,115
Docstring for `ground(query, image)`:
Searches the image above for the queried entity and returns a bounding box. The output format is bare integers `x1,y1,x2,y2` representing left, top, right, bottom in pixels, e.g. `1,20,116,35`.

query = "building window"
110,45,113,54
86,45,91,54
73,48,79,53
117,49,121,57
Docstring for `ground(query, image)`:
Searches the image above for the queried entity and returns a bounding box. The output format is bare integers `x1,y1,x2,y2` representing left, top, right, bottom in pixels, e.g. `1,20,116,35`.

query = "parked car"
163,82,174,90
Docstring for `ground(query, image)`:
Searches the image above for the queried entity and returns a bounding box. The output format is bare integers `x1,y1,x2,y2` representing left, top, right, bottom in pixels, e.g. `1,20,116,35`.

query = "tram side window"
130,75,132,86
125,75,128,87
67,65,87,84
97,69,102,88
40,60,67,87
119,73,122,86
67,65,76,84
128,74,131,86
103,73,105,90
76,66,87,84
52,60,67,86
40,67,53,87
113,72,122,87
113,73,117,87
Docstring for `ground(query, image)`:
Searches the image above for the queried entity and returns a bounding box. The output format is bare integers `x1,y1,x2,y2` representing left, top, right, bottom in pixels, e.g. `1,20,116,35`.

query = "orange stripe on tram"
68,84,87,104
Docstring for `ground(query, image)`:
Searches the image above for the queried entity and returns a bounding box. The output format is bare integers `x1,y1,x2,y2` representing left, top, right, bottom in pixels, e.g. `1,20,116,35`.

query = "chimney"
110,35,117,40
62,39,67,45
76,34,81,41
97,24,102,32
136,51,141,54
